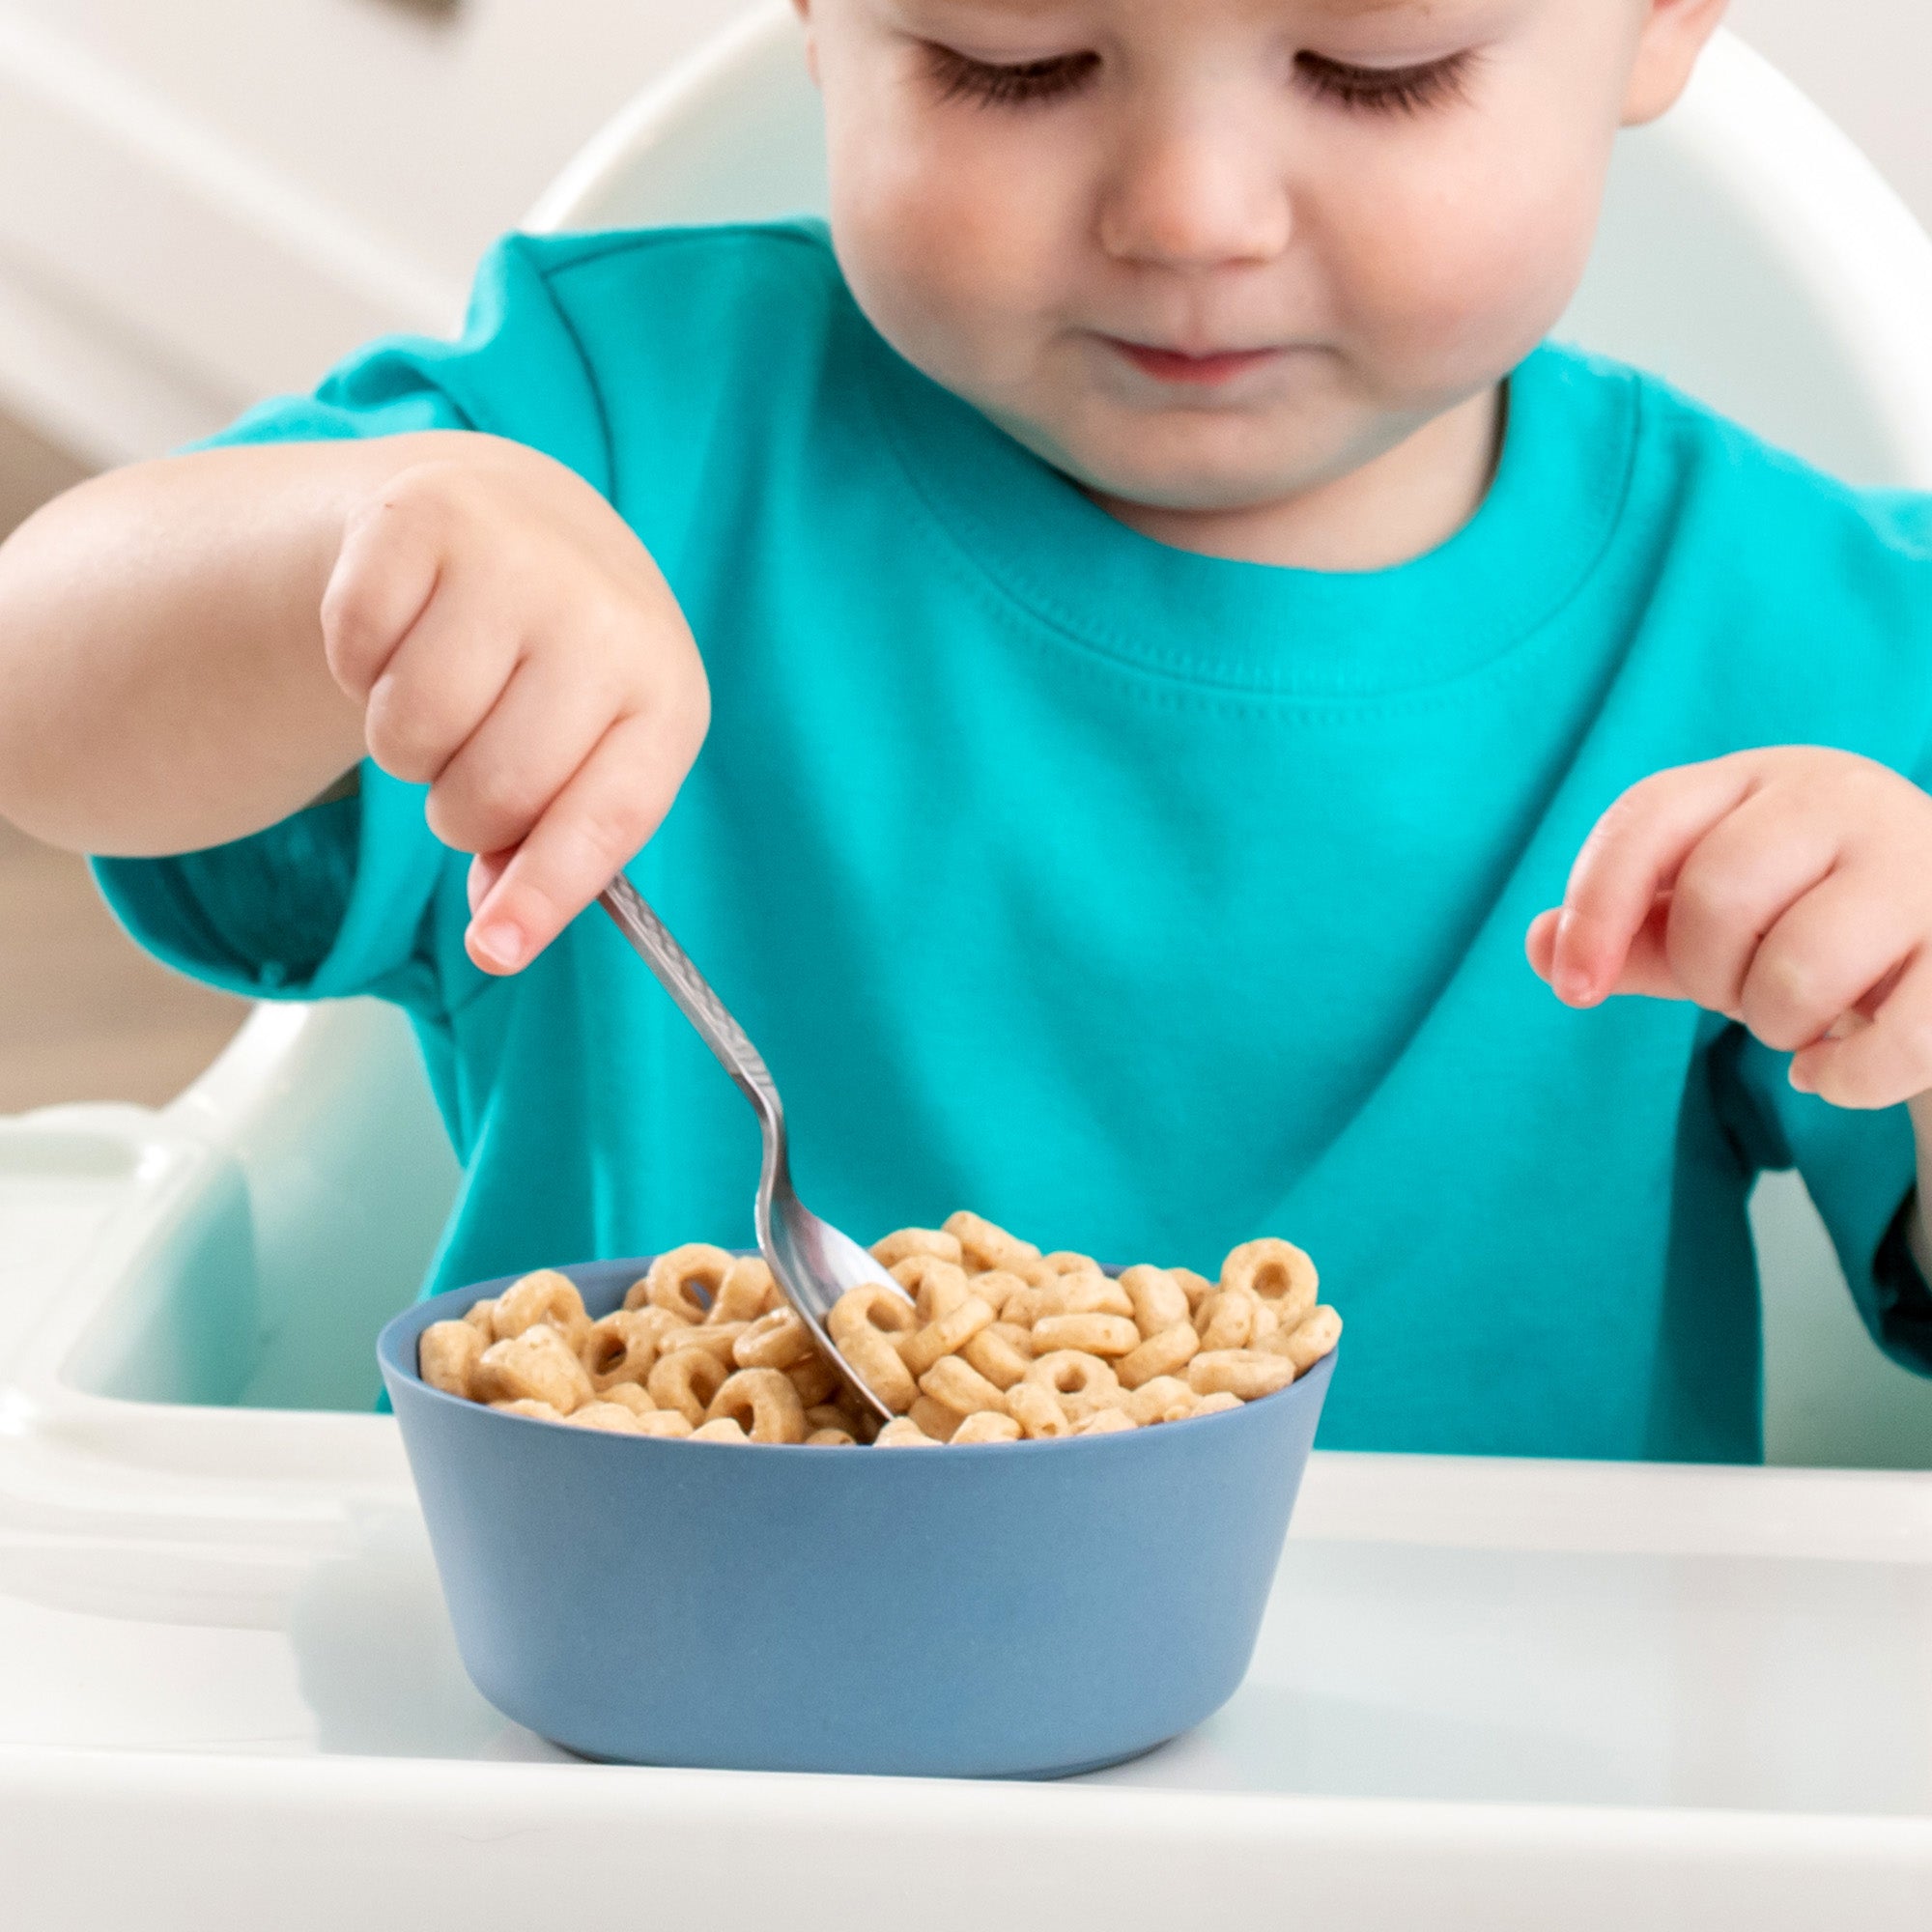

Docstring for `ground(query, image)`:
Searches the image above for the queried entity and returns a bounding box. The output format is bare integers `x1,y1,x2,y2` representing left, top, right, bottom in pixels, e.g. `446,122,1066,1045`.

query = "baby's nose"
1096,114,1293,270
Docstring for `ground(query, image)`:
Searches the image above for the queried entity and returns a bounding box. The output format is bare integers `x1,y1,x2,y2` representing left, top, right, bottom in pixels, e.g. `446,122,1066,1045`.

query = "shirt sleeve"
1711,1022,1932,1376
90,233,615,1017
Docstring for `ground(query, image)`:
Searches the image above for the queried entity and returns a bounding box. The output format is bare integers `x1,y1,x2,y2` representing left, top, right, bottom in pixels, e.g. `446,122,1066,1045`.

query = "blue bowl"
378,1256,1335,1778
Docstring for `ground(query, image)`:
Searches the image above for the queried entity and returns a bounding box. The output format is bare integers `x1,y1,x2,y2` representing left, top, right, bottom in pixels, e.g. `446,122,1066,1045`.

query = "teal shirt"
96,221,1932,1463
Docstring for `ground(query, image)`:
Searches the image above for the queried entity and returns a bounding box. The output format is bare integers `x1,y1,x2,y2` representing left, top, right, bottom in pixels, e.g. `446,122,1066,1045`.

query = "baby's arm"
0,433,708,973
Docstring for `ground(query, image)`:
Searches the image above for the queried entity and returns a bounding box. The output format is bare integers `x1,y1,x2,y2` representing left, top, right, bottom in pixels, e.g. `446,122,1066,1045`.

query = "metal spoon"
599,874,909,1423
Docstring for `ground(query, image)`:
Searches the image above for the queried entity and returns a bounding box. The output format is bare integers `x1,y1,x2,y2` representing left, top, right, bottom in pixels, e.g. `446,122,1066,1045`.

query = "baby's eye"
923,44,1101,110
1294,50,1476,117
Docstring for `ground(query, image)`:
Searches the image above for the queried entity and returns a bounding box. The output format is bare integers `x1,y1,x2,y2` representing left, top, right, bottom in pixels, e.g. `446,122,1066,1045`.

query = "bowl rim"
378,1253,1336,1457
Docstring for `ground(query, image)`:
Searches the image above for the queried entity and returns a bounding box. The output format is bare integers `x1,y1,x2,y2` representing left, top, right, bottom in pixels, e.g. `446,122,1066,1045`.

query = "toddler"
2,0,1930,1462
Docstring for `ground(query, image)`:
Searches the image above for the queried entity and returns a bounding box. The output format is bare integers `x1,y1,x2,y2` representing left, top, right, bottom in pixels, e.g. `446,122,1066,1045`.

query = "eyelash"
922,43,1475,119
1294,51,1475,117
923,45,1099,109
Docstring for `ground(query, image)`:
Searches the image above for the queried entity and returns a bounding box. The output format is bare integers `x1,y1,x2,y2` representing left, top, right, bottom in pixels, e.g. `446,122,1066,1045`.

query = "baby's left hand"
1527,748,1932,1109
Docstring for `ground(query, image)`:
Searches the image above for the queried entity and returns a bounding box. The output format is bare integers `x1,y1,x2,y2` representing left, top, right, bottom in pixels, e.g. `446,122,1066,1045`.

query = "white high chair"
10,15,1932,1923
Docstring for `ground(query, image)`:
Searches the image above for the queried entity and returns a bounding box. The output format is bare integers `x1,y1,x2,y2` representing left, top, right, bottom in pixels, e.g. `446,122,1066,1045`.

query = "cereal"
581,1310,671,1391
1121,1264,1191,1340
1031,1313,1140,1358
568,1401,646,1434
1220,1238,1319,1326
634,1243,735,1323
1024,1350,1122,1423
492,1271,592,1352
647,1347,730,1426
908,1394,966,1442
1195,1288,1261,1353
952,1410,1023,1444
734,1306,818,1372
706,1368,808,1444
1117,1321,1200,1390
943,1210,1040,1274
472,1323,594,1413
898,1293,997,1378
871,1227,964,1268
876,1417,941,1447
919,1353,1010,1418
438,1218,1335,1450
1268,1305,1345,1373
1187,1350,1295,1402
419,1320,484,1397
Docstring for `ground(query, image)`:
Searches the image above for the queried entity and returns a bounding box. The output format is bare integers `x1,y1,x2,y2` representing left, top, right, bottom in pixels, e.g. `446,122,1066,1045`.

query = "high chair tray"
2,1005,1930,1927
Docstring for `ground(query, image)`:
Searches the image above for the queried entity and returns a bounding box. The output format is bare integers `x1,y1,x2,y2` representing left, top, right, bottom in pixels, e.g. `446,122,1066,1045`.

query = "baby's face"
800,0,1706,523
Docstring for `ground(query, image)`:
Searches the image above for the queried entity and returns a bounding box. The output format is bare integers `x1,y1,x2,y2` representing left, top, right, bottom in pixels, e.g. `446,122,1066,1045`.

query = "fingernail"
471,921,525,971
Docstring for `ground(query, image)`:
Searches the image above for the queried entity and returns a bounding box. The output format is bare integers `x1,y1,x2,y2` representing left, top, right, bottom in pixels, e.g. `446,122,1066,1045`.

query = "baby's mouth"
1100,338,1285,387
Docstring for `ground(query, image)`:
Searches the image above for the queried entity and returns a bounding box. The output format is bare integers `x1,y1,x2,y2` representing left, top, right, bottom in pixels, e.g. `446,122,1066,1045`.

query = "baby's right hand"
320,439,709,975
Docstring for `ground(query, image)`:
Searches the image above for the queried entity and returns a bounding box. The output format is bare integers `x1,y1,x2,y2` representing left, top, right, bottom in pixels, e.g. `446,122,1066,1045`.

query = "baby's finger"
1739,867,1921,1053
358,582,523,788
1662,787,1840,1017
319,494,443,703
426,649,628,857
466,709,694,973
1790,946,1932,1110
1552,758,1758,1006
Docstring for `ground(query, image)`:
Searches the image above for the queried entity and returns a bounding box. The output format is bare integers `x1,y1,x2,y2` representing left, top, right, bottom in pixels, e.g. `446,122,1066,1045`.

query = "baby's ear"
1623,0,1731,127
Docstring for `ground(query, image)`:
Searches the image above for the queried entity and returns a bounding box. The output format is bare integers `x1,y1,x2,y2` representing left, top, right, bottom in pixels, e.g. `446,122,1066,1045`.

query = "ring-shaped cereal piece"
1125,1376,1197,1427
891,1255,971,1321
1037,1274,1134,1321
1117,1321,1201,1390
952,1410,1022,1445
734,1306,816,1371
567,1401,647,1434
898,1293,997,1378
1024,1350,1122,1422
490,1398,563,1423
1196,1287,1261,1353
806,1427,858,1446
960,1326,1034,1392
1031,1313,1140,1359
598,1382,657,1417
805,1402,860,1435
1074,1408,1137,1437
1170,1267,1215,1315
840,1327,918,1412
1191,1391,1243,1418
419,1320,484,1398
491,1270,593,1352
634,1410,695,1438
706,1367,808,1444
692,1416,749,1443
464,1297,498,1334
708,1256,776,1325
919,1353,1009,1418
640,1242,736,1323
473,1323,593,1413
1120,1264,1191,1340
943,1210,1041,1274
1005,1382,1073,1439
871,1227,964,1269
1042,1251,1103,1278
655,1321,750,1366
1219,1238,1319,1325
876,1418,941,1447
908,1394,965,1442
647,1347,731,1426
1187,1349,1294,1402
962,1269,1029,1321
829,1281,920,1351
581,1310,670,1391
1275,1305,1343,1373
786,1354,841,1407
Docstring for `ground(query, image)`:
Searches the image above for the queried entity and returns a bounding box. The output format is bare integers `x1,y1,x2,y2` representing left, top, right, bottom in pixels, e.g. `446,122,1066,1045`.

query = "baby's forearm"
0,431,476,856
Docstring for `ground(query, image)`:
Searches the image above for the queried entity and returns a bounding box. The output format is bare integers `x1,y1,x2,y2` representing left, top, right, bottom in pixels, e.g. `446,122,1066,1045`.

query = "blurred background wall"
0,0,1926,1111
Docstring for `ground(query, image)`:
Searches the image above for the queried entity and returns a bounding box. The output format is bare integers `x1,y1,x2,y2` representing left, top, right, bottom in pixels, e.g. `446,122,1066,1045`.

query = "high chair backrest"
526,6,1932,493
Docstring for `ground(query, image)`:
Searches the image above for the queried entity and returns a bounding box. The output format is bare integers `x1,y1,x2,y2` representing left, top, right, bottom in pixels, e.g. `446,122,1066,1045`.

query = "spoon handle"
599,875,783,1131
